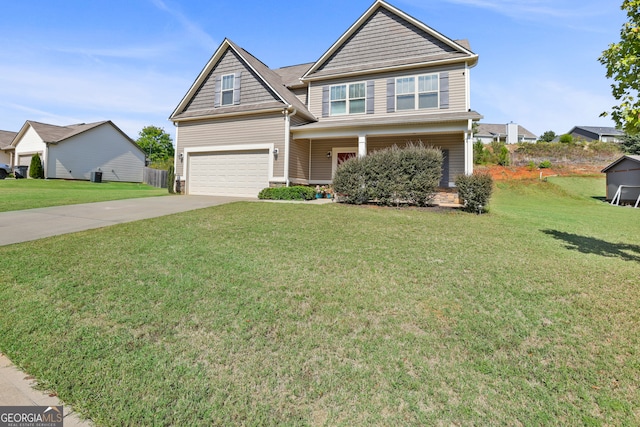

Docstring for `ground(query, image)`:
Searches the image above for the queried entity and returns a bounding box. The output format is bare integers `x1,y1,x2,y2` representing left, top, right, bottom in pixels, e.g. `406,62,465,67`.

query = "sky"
0,0,627,142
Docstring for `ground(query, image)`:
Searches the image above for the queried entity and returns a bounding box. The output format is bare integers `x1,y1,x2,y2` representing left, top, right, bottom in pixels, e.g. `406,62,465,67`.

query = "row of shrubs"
258,144,494,213
258,186,316,201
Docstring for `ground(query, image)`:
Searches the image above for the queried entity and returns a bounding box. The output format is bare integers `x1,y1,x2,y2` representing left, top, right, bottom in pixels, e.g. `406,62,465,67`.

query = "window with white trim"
221,74,235,106
330,82,366,115
396,74,439,110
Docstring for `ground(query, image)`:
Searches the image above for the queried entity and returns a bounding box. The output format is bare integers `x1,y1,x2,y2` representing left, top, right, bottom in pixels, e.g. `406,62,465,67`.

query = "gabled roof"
0,130,17,150
302,0,478,81
11,120,142,153
476,123,537,139
601,155,640,173
170,38,314,122
569,126,624,137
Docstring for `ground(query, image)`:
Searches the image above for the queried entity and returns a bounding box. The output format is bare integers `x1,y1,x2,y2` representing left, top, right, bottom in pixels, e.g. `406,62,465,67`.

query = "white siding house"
10,120,145,182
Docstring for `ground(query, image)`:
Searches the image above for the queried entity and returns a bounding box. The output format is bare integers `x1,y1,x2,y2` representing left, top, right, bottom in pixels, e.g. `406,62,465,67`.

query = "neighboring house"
170,0,481,197
601,155,640,203
0,130,17,164
567,126,625,143
10,120,145,182
474,123,537,144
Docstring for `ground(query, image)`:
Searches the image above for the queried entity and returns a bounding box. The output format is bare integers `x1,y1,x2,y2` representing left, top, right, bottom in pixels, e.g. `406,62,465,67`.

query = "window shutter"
322,86,330,118
233,72,242,105
366,81,375,114
439,72,449,109
214,75,221,108
386,78,395,113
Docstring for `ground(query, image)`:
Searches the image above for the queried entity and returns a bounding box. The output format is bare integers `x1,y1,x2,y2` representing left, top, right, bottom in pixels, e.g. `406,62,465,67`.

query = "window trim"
395,73,439,111
329,81,367,116
221,73,235,106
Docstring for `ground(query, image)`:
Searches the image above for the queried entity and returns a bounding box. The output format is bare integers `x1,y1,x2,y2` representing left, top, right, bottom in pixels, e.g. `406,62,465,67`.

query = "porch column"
358,134,367,158
464,132,473,175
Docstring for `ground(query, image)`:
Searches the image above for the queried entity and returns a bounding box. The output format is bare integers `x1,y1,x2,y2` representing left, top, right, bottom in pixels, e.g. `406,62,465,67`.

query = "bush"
333,144,443,206
559,134,574,144
538,160,552,169
620,133,640,155
473,140,490,164
29,153,44,179
455,172,494,214
258,186,316,201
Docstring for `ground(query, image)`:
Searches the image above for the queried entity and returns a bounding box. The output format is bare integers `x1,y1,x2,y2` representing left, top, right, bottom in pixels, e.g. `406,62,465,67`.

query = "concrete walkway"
0,195,254,425
0,195,252,246
0,353,91,426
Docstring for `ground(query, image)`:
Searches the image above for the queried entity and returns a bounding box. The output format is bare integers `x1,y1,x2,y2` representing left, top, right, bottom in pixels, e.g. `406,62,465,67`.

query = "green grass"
0,179,167,212
0,176,638,425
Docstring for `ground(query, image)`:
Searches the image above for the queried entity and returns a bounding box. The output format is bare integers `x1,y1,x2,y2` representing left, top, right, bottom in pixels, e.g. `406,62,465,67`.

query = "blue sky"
0,0,626,142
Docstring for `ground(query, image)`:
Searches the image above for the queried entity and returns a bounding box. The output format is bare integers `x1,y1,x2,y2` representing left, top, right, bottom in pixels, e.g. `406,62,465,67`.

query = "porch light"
179,153,184,162
326,151,331,158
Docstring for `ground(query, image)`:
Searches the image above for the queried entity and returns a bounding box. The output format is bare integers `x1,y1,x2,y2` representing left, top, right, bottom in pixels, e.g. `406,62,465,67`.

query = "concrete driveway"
0,195,253,246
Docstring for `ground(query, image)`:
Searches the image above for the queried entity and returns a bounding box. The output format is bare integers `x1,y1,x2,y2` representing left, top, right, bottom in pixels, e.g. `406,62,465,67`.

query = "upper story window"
330,82,366,115
221,74,235,106
396,74,438,110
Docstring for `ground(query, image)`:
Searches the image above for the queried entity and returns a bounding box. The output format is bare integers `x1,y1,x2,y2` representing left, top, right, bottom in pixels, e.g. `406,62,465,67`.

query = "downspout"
283,106,297,187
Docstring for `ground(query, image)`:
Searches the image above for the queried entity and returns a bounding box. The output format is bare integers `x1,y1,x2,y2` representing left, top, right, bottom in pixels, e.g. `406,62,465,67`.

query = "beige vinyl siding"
291,87,308,107
14,127,46,158
367,133,464,183
289,139,310,182
48,125,145,182
316,8,464,75
185,49,280,113
310,138,357,181
176,113,284,178
308,63,467,119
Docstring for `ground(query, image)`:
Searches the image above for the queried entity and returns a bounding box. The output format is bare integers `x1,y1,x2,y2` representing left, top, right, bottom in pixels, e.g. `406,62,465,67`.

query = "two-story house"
170,0,481,197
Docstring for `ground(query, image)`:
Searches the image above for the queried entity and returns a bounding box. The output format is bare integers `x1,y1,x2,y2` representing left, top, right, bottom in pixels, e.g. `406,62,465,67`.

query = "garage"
187,149,270,197
18,153,39,166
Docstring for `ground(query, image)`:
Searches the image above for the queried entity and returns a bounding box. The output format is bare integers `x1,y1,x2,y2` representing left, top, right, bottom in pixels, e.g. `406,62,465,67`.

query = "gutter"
283,106,297,187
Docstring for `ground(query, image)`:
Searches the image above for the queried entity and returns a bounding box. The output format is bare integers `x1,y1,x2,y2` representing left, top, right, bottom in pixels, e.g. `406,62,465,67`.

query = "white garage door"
188,150,269,197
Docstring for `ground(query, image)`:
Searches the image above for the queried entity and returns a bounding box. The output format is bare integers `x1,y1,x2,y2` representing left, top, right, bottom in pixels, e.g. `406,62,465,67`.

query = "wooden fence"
143,167,168,188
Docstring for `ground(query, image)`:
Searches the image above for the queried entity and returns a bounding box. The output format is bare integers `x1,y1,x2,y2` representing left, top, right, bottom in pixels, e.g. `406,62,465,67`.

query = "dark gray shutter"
387,78,395,113
366,81,375,114
322,86,330,117
214,75,221,108
233,72,242,105
439,72,449,109
440,149,449,187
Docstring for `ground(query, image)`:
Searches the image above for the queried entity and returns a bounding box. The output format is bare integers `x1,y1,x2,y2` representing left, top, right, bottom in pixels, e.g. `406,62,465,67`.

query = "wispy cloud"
150,0,218,51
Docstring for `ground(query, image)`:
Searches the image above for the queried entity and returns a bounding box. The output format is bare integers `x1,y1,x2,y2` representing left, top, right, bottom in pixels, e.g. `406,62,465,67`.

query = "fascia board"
170,39,233,120
302,0,476,80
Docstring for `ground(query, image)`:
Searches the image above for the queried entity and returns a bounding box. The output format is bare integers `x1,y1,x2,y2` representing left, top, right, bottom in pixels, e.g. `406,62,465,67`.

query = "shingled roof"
0,130,17,149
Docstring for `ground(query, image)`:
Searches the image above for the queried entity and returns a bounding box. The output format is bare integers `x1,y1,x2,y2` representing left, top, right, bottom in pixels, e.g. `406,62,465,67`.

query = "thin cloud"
150,0,218,51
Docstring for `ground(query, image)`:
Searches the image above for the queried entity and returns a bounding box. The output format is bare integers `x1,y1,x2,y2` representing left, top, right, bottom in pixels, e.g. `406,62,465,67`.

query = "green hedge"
333,144,443,206
455,172,494,214
258,186,316,201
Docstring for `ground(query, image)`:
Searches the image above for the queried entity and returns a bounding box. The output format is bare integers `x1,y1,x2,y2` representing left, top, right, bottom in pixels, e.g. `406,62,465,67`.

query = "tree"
29,153,44,179
599,1,640,134
136,126,174,164
539,130,556,142
620,133,640,154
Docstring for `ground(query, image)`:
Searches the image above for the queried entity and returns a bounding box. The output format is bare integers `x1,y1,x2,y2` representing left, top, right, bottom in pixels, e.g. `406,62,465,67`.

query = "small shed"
601,155,640,203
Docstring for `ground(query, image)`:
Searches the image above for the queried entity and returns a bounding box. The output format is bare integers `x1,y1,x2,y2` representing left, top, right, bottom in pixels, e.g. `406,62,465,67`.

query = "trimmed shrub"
455,172,494,214
29,153,44,179
258,186,316,201
333,143,443,206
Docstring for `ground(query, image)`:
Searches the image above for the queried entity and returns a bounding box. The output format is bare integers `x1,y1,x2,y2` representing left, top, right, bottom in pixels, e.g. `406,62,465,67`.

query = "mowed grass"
0,179,167,212
0,176,638,425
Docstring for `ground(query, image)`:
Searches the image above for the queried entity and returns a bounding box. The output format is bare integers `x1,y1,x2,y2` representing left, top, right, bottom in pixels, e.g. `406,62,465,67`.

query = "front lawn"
0,179,167,212
0,176,638,425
